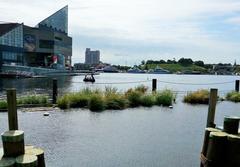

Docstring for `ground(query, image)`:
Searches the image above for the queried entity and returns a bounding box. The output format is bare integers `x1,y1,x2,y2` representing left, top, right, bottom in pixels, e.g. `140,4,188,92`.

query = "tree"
178,58,193,66
194,60,204,67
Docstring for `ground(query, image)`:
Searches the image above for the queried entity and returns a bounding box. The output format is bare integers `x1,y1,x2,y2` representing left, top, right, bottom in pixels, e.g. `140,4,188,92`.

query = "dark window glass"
39,40,54,49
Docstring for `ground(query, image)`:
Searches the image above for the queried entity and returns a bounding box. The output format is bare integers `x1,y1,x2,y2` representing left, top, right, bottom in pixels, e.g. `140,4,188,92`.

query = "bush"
184,89,209,104
69,93,89,108
57,96,70,109
226,91,240,102
125,90,142,107
17,95,48,105
89,95,105,111
135,85,148,94
140,95,155,107
155,90,174,106
0,100,7,109
105,94,127,110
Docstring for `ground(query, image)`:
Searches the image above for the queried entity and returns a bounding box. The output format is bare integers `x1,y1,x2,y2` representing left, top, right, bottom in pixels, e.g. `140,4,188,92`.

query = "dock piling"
7,89,18,130
152,79,157,92
235,80,239,92
52,79,58,104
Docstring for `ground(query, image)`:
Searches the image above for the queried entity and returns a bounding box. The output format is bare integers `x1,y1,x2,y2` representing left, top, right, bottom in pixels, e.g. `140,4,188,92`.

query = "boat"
127,68,145,74
103,66,119,73
148,67,170,74
83,74,95,83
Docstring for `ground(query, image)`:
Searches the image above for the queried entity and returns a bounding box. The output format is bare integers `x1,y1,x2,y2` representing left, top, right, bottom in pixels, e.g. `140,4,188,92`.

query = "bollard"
235,80,239,92
206,89,218,128
1,130,25,157
223,116,240,134
206,132,227,167
15,154,37,167
226,134,240,167
7,89,18,130
25,147,45,167
152,79,157,92
52,79,58,104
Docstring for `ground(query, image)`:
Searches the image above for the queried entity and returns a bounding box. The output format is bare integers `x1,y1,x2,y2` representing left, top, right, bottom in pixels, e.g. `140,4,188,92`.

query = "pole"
206,89,218,128
235,80,239,92
52,79,58,104
7,88,18,130
152,79,157,92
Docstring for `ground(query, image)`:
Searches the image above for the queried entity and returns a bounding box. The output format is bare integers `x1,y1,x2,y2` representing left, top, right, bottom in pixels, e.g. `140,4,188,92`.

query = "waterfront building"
0,5,72,70
85,48,100,65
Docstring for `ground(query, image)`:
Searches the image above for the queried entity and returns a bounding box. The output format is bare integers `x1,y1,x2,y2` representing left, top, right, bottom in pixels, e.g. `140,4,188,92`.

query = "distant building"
85,48,100,65
0,5,72,70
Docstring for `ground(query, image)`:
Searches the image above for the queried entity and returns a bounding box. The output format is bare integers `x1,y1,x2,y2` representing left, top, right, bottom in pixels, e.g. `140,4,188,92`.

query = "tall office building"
0,5,72,70
85,48,100,65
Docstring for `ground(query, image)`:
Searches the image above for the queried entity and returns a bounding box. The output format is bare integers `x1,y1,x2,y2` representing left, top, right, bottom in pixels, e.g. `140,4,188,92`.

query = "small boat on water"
127,68,145,74
83,74,95,83
148,67,170,74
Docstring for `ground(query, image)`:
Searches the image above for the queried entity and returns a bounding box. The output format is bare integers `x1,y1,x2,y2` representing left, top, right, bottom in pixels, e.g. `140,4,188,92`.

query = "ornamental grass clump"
226,91,240,102
104,87,127,110
57,95,70,109
69,93,89,108
183,89,209,104
140,95,155,107
155,90,174,106
125,89,143,107
0,100,7,110
89,94,105,111
17,95,48,105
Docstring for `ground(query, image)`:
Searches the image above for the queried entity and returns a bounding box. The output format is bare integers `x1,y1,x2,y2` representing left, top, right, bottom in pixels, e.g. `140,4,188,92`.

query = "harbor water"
0,73,240,167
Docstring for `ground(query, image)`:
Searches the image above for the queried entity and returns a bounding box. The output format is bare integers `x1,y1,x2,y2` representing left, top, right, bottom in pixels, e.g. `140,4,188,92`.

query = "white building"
85,48,100,65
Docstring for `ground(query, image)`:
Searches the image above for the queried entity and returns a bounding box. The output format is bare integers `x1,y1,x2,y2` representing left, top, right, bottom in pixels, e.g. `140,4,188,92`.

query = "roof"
0,23,20,36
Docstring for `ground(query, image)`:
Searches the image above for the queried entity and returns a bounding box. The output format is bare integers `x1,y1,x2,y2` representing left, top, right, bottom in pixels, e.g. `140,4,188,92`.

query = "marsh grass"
155,90,174,106
17,95,48,105
183,89,209,104
0,100,7,110
226,91,240,102
57,86,175,111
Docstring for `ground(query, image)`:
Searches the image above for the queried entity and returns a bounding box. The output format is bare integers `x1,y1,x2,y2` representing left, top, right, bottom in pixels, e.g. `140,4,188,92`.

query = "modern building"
85,48,100,65
0,5,72,71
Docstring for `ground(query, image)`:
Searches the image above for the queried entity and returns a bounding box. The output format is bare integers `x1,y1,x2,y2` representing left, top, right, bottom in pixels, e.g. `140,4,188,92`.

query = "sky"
1,0,240,65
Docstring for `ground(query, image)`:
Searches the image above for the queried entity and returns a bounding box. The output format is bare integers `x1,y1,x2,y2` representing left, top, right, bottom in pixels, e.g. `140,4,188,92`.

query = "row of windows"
2,52,23,61
0,25,23,47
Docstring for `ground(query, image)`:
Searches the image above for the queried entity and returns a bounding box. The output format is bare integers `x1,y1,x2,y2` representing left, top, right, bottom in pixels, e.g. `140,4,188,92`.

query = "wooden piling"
25,147,45,167
1,130,25,157
52,79,58,104
223,116,240,134
7,89,18,130
0,157,15,167
15,154,37,167
152,79,157,92
235,80,239,92
206,132,227,167
206,89,218,128
226,134,240,167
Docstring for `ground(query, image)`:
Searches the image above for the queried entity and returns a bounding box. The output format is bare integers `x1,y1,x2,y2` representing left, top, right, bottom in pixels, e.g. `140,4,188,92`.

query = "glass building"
0,5,72,70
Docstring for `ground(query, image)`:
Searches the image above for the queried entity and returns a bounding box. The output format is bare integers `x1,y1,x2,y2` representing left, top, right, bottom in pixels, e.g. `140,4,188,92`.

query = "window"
39,40,54,49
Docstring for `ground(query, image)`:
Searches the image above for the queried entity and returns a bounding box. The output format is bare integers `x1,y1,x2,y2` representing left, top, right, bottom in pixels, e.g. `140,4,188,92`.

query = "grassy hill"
145,64,207,73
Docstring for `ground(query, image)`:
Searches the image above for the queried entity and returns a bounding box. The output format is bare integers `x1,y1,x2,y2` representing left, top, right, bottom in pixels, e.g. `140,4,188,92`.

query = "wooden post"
235,80,239,92
52,79,58,104
25,147,45,167
223,116,240,134
15,154,37,167
7,89,18,130
226,134,240,166
206,89,218,128
200,88,218,167
152,79,157,92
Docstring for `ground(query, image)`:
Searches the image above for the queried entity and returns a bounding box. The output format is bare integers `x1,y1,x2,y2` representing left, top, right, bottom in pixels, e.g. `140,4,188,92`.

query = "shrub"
89,95,105,111
69,93,89,108
125,90,142,107
184,89,209,104
226,91,240,102
105,94,127,110
0,100,7,109
140,95,155,107
57,96,70,109
135,85,148,94
17,95,48,105
155,90,174,106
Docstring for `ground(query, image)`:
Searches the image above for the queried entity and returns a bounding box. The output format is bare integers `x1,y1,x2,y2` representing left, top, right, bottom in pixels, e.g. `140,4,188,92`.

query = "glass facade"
38,6,68,34
0,25,23,47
